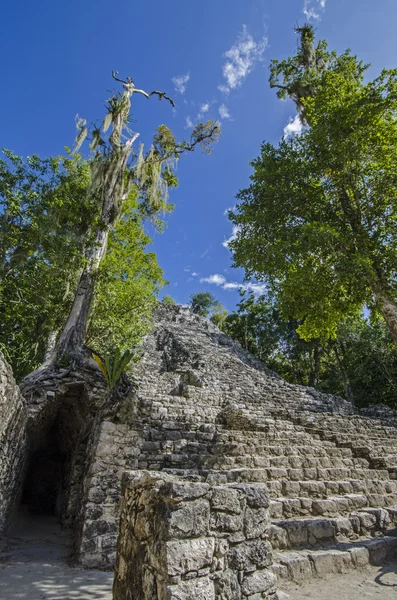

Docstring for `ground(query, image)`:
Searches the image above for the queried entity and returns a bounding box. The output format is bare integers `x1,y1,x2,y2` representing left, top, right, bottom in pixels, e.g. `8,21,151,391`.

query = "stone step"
298,417,397,433
155,467,397,496
266,478,397,499
145,462,390,482
137,453,373,473
209,442,355,459
270,494,397,519
196,455,369,470
140,439,366,466
273,536,397,583
146,428,342,450
270,509,397,550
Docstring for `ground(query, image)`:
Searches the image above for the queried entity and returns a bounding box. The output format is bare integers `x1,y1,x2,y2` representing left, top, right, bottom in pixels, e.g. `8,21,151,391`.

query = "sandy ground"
279,561,397,599
0,510,113,600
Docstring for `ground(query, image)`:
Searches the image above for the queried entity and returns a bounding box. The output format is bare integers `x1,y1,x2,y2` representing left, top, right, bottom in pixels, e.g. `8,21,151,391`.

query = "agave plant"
92,348,133,389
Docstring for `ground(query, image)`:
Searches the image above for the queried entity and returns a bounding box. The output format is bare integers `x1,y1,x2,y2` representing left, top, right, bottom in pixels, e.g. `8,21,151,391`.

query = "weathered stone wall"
0,352,27,534
77,419,143,568
113,471,277,600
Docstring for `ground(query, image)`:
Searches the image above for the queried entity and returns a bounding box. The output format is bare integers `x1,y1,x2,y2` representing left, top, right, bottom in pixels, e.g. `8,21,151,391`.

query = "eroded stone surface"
0,353,27,534
113,471,277,600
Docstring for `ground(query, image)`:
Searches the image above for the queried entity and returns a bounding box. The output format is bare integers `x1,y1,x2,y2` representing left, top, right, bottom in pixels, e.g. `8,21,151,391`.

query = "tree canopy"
190,292,219,317
0,150,164,380
230,26,397,345
223,293,397,408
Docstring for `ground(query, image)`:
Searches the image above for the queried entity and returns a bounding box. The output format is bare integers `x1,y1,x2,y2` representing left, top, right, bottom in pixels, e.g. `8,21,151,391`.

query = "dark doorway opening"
19,386,92,528
21,424,66,515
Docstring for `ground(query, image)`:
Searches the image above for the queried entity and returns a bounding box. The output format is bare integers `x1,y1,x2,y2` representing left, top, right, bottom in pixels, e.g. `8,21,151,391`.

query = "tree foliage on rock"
230,26,397,345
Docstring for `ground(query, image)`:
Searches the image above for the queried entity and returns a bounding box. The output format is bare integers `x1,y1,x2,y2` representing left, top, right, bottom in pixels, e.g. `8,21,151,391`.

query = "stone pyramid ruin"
1,304,397,598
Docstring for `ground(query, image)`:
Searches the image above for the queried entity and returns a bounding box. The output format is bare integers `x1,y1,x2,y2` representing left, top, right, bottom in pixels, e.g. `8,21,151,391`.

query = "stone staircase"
124,305,397,587
131,391,397,585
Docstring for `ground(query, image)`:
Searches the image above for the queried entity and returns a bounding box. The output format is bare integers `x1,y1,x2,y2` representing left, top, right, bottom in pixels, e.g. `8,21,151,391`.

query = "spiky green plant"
92,348,133,389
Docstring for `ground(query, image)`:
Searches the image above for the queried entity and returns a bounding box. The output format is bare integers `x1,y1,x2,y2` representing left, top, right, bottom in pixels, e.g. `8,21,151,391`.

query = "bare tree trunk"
374,289,397,347
333,344,354,404
44,329,59,362
48,226,110,363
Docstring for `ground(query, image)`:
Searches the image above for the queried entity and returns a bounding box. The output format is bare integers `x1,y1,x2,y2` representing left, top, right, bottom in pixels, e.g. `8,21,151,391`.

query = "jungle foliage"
223,293,397,408
0,150,164,380
230,26,397,347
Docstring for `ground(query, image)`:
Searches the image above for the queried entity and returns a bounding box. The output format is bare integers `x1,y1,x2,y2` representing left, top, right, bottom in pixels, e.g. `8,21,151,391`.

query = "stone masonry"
110,305,397,595
113,471,277,599
2,304,397,596
0,352,28,534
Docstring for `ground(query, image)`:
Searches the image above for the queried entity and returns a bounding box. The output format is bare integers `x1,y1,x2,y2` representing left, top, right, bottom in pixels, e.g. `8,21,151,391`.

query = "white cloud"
218,84,230,95
220,25,268,94
303,0,327,21
191,272,199,277
198,103,210,119
185,116,194,129
200,273,267,296
172,73,190,94
201,274,227,286
222,225,240,249
219,104,231,120
283,114,303,138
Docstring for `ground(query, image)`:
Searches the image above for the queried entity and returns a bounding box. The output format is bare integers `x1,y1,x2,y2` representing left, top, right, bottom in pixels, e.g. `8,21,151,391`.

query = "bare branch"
112,70,127,85
149,90,176,108
133,88,150,100
111,72,175,107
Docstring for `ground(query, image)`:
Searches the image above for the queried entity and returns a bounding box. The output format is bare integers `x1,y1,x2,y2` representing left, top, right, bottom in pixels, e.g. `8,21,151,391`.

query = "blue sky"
2,0,397,311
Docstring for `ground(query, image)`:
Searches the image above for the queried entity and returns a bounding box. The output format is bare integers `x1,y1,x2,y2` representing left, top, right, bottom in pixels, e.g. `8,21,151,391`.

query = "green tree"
162,294,177,305
224,294,397,408
230,26,397,346
210,303,229,329
0,152,165,380
15,74,219,392
190,292,218,317
86,190,165,355
0,151,94,378
47,73,219,366
223,293,324,386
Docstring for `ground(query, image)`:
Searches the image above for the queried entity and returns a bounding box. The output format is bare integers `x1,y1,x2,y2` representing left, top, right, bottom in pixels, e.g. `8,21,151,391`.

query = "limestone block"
169,499,210,538
167,577,216,600
244,507,269,539
268,525,288,551
212,569,240,599
210,510,244,533
241,569,277,596
281,521,309,547
366,538,390,565
269,502,283,519
355,511,377,532
279,552,313,582
211,487,242,514
349,546,370,568
231,483,270,508
332,517,353,537
228,540,273,571
306,519,334,543
166,538,215,577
